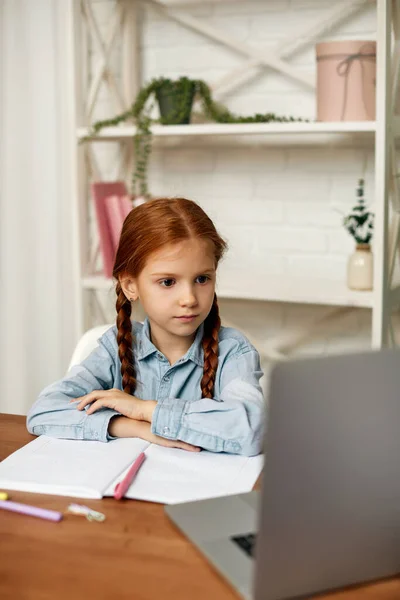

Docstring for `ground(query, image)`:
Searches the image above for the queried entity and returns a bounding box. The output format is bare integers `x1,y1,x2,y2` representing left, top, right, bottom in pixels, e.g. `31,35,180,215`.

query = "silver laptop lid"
255,348,400,600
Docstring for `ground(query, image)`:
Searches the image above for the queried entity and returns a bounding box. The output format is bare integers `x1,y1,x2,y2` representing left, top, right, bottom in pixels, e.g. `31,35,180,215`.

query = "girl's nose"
179,287,198,307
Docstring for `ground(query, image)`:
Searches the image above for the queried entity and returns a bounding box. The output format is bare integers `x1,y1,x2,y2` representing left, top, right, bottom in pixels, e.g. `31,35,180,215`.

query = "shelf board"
82,274,374,308
216,271,374,308
77,121,377,142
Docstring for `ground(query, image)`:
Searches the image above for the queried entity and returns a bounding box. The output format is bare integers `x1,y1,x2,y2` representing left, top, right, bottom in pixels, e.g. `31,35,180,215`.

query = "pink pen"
0,500,63,522
114,452,146,500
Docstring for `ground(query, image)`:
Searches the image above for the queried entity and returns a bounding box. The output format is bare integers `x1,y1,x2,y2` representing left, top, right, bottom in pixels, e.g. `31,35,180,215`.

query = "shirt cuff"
151,397,187,439
83,409,121,442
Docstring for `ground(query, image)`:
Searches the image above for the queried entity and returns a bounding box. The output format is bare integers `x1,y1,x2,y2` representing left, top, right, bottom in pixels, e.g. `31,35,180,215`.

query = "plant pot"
155,79,196,124
347,243,373,290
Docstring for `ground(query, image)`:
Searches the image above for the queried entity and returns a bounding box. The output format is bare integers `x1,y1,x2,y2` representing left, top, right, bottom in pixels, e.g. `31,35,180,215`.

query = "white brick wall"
88,0,383,379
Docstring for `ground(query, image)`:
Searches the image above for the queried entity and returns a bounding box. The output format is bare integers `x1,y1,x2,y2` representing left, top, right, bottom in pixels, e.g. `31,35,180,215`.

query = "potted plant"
83,76,305,200
343,178,374,290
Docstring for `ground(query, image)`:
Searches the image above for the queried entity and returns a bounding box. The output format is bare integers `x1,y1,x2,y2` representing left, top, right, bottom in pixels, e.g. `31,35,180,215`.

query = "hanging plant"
82,76,306,199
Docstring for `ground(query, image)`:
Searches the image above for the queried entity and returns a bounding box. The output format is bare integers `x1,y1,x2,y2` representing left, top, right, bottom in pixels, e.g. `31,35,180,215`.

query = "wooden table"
1,414,400,600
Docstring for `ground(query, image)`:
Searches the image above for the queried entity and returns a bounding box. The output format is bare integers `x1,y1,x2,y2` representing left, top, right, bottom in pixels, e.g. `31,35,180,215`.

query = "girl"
27,198,264,456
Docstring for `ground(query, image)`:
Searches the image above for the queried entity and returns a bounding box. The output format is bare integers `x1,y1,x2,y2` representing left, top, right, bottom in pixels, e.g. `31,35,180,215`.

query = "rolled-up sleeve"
151,349,265,456
27,333,120,443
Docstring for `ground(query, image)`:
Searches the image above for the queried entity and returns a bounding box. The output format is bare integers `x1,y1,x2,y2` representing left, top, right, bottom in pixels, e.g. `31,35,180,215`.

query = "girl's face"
132,238,217,345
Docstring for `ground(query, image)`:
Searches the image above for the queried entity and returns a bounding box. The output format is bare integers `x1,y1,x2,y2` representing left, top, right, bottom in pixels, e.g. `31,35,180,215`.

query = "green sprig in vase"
343,179,374,291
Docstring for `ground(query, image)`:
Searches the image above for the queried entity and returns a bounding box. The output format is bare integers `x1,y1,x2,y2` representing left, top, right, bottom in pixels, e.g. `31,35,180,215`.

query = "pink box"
316,40,376,122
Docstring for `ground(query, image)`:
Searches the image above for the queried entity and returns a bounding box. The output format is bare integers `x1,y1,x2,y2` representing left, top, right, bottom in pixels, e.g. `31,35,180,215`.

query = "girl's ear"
119,276,139,302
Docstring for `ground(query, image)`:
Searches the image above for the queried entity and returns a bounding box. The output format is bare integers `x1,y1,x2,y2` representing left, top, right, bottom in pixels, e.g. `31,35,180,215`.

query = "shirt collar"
136,317,204,367
136,318,157,360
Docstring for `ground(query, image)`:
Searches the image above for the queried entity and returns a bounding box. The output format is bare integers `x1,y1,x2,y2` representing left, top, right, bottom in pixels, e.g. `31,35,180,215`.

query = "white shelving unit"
70,0,400,358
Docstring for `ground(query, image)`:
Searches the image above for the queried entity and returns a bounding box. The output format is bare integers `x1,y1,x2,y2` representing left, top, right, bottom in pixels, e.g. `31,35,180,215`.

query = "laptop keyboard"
231,533,257,557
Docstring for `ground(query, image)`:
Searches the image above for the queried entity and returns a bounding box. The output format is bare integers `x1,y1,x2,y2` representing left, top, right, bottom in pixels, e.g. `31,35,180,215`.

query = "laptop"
165,348,400,600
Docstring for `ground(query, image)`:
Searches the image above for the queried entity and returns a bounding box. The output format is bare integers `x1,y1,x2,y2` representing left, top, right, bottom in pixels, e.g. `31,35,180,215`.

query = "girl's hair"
113,197,227,399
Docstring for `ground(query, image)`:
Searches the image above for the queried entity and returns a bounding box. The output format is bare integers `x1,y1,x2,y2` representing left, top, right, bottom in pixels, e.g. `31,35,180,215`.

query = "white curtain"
0,0,78,414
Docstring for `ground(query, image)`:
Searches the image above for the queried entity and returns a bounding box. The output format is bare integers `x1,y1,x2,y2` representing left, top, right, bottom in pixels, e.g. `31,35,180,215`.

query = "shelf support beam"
223,307,358,363
211,0,370,101
387,1,400,345
146,0,314,90
82,0,126,119
373,0,392,347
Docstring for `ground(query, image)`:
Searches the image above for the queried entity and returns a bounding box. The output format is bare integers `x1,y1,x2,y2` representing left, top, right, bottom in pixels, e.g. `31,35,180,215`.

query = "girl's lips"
176,315,198,321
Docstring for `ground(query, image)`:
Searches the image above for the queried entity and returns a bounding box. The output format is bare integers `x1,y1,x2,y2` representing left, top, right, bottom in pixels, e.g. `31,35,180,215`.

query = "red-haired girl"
27,199,264,455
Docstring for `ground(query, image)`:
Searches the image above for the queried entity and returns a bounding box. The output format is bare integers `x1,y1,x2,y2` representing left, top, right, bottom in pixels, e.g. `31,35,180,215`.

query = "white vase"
347,244,373,290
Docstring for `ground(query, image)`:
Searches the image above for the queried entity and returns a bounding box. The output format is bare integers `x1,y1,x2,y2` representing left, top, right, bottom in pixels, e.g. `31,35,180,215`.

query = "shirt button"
163,426,170,434
164,375,170,382
157,353,163,360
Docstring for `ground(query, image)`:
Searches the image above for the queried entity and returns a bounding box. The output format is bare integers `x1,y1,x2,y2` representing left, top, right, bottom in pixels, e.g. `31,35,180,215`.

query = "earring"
130,296,136,302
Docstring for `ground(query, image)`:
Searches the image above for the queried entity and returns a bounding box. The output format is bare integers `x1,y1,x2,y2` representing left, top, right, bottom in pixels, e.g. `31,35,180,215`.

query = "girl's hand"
109,417,201,453
73,389,156,422
148,429,201,452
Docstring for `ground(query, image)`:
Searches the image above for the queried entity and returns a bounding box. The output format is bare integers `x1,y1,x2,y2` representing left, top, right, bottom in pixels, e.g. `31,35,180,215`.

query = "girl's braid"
200,294,221,399
115,281,136,395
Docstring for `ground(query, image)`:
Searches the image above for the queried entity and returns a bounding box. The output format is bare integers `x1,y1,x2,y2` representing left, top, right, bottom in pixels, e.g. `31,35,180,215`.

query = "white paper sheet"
0,436,149,498
0,436,263,503
103,445,264,504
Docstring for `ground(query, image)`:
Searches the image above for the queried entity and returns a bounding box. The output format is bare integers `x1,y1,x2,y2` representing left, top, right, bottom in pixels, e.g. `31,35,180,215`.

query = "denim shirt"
27,319,265,456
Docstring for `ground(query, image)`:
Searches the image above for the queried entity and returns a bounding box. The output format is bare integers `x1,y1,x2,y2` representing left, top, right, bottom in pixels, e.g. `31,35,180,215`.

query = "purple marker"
0,499,63,522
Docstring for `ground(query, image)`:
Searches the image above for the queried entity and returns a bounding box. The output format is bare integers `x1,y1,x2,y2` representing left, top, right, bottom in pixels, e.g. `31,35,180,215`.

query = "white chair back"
68,324,112,371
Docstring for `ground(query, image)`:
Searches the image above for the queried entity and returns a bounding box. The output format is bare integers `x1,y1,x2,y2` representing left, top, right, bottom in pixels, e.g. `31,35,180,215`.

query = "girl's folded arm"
151,348,265,456
26,332,119,442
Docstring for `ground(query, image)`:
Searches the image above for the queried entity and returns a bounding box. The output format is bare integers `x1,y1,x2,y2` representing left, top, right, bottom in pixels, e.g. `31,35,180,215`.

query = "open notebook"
0,436,263,504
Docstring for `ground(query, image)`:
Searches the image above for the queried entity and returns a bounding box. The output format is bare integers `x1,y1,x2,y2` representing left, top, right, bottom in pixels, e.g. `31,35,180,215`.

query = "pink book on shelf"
104,194,132,255
90,182,128,278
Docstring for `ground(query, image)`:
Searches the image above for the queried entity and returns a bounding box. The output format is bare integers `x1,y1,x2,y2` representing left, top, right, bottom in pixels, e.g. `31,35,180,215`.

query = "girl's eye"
160,279,175,287
196,275,210,284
